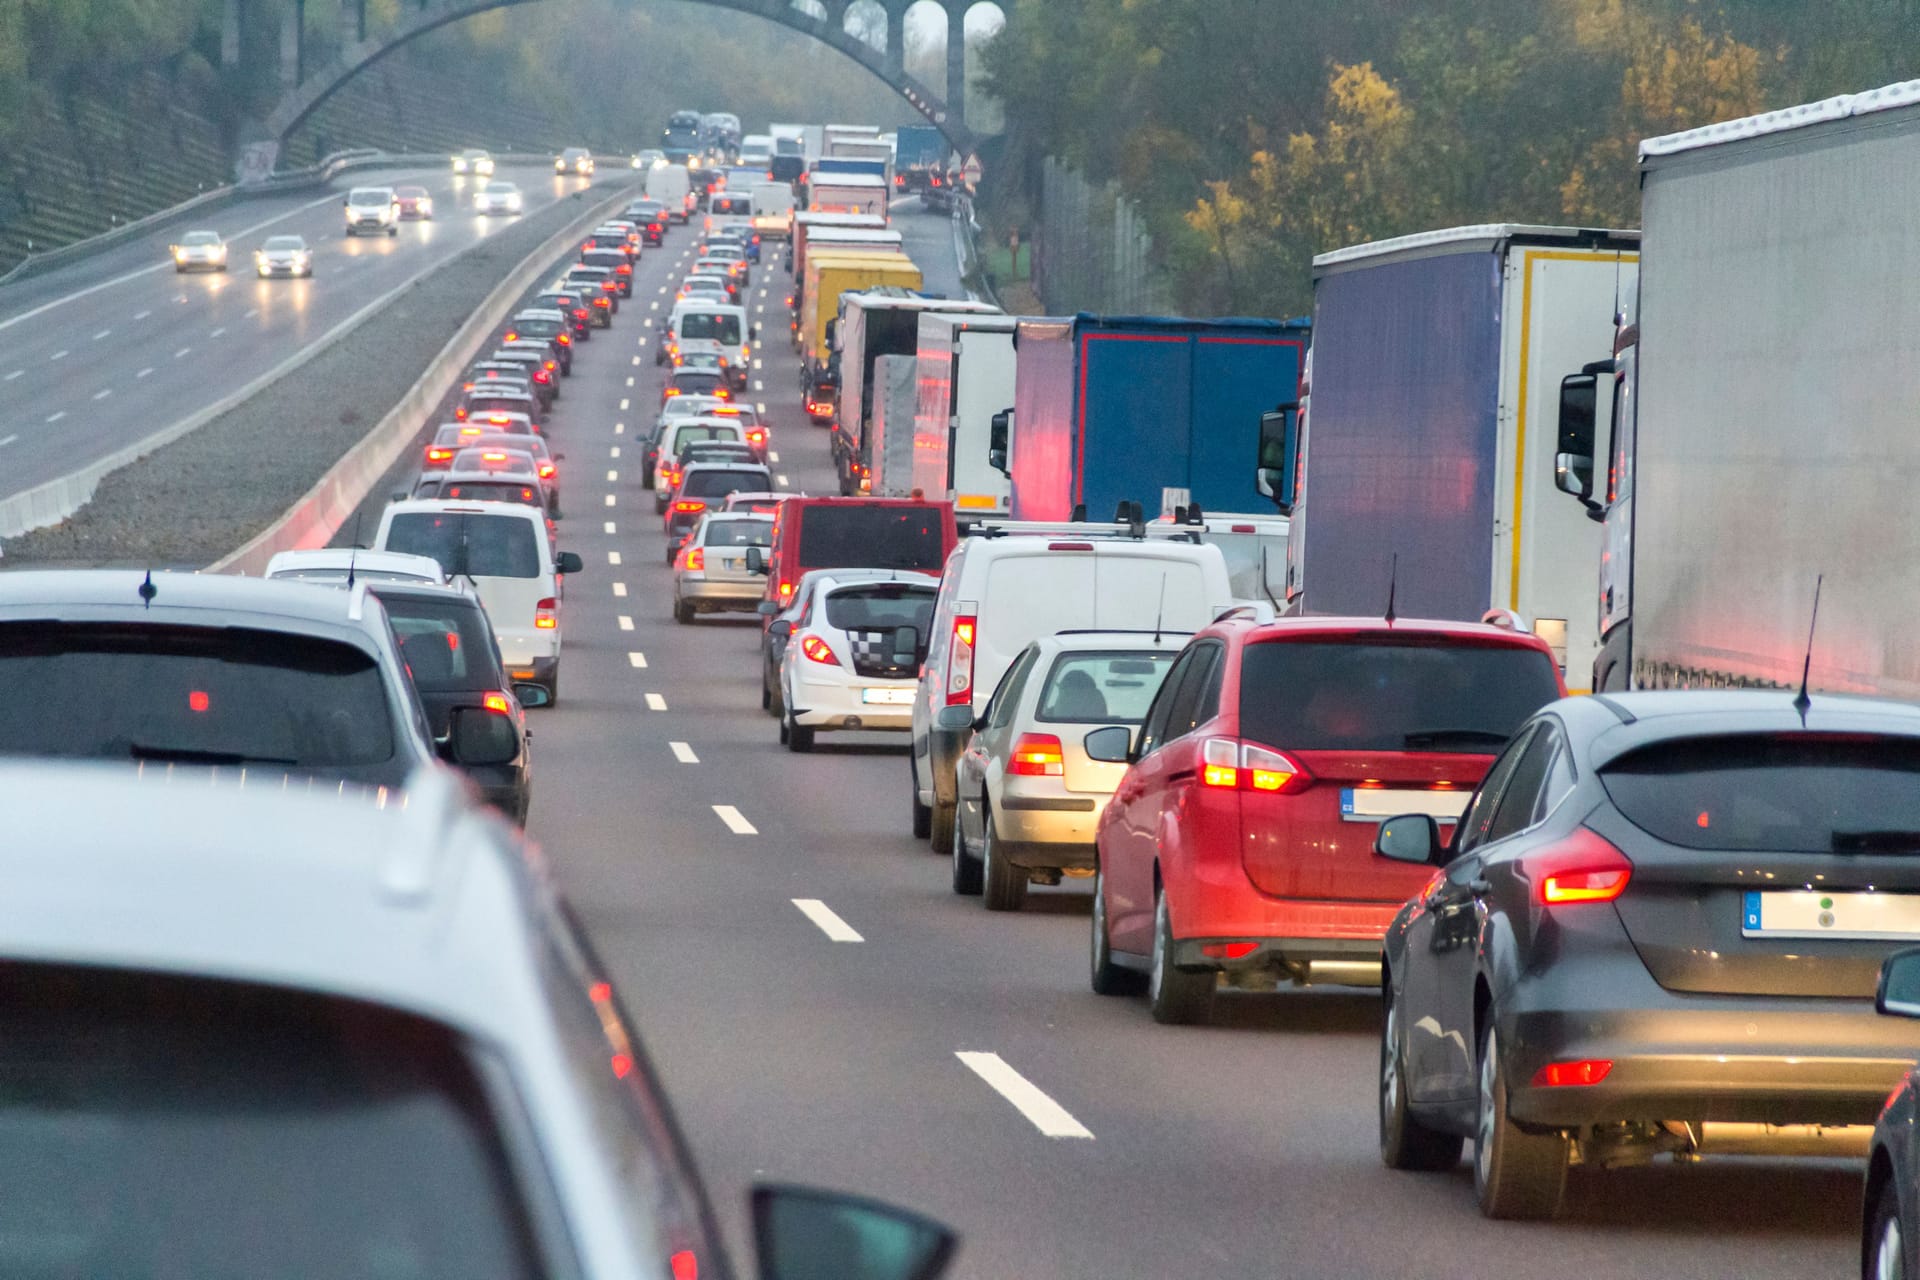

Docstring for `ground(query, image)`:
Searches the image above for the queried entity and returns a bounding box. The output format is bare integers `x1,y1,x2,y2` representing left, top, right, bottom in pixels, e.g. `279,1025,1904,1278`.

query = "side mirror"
512,682,553,709
745,546,767,574
1554,371,1601,511
751,324,761,340
1374,814,1441,866
768,619,793,639
752,1184,955,1280
934,704,975,734
555,551,584,574
445,706,520,767
756,599,779,616
1879,947,1920,1018
1256,402,1301,515
1082,725,1133,764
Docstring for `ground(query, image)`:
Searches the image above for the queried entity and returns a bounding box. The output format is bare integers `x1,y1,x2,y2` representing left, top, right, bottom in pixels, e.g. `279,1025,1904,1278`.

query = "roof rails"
962,505,1205,545
1051,628,1196,638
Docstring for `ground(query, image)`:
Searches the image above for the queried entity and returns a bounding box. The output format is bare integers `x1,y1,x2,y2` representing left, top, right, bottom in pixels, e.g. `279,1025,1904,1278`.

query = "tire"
674,599,693,624
930,798,956,855
388,224,397,238
981,810,1027,911
1380,981,1465,1171
1148,889,1214,1025
655,494,669,515
785,707,814,753
910,755,932,839
1090,862,1144,995
761,677,772,711
544,667,560,705
665,544,677,566
1473,1022,1568,1220
950,803,982,895
1869,1178,1907,1280
642,468,655,490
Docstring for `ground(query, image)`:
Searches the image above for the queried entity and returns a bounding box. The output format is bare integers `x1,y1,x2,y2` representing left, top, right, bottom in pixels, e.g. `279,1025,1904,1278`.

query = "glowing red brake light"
482,692,512,714
1534,828,1634,904
681,545,705,571
1201,738,1304,792
673,499,707,513
503,330,519,342
426,447,455,462
538,462,555,478
1533,1059,1614,1087
1009,733,1064,777
670,1250,699,1280
535,598,558,629
800,634,838,666
777,579,794,603
945,613,977,706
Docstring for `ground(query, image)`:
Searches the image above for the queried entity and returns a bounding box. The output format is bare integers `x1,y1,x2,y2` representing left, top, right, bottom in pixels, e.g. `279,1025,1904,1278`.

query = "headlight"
173,248,186,260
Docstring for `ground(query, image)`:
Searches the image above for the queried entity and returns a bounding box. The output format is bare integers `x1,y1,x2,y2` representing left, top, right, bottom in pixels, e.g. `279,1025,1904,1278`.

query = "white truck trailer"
912,312,1017,517
867,355,920,497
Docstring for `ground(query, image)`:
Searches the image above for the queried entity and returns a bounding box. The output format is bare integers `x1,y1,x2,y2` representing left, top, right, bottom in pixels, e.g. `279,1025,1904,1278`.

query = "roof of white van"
1315,224,1639,272
1641,77,1920,160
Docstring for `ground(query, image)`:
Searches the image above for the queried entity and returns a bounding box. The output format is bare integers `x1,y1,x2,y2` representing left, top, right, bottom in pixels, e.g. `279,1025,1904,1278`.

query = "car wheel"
981,810,1027,911
388,225,397,237
785,707,814,753
1473,1022,1567,1220
910,755,932,839
950,803,982,895
1380,980,1465,1171
1148,888,1214,1025
544,668,560,705
1870,1178,1906,1280
642,468,655,490
665,543,677,566
1090,862,1144,995
673,599,693,624
655,494,669,515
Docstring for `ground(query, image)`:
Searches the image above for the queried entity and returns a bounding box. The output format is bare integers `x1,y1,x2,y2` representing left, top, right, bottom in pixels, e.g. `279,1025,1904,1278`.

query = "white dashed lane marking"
670,741,698,764
628,652,648,668
136,367,153,379
793,899,863,942
91,329,110,341
714,805,758,835
45,411,65,423
50,350,67,361
955,1053,1095,1140
608,550,623,565
617,615,634,631
604,494,616,507
174,347,191,358
92,388,111,401
606,469,619,482
603,521,617,534
645,692,668,711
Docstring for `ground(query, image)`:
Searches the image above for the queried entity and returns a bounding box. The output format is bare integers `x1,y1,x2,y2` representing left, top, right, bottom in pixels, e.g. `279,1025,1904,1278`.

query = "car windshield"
0,964,543,1279
263,236,303,250
0,622,394,767
702,518,774,548
379,596,501,692
1037,651,1179,724
1601,733,1920,853
384,512,541,579
796,506,946,571
823,583,936,633
1236,639,1561,753
180,231,220,246
679,313,741,344
485,182,517,194
348,189,389,203
683,469,768,498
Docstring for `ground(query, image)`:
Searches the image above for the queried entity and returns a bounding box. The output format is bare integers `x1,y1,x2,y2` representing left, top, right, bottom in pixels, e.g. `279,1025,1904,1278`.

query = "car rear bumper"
677,577,762,608
497,631,560,671
992,782,1107,865
1166,866,1405,952
792,675,914,731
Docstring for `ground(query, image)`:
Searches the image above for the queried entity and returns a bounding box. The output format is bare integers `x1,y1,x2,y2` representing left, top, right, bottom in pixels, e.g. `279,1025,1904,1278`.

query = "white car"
169,229,227,272
263,548,446,586
475,180,523,215
253,234,312,278
672,512,774,622
343,186,399,237
780,572,940,751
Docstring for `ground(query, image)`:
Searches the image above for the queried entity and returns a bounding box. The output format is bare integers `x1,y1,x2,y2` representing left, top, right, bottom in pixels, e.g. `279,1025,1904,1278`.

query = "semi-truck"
808,173,889,219
1287,224,1636,685
1008,314,1309,524
661,109,702,165
913,312,1017,515
894,125,949,202
833,292,998,493
798,254,923,421
1553,84,1920,695
867,355,921,497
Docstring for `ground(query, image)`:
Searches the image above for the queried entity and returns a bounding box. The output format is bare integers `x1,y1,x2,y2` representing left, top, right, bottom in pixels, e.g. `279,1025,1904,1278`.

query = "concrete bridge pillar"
221,0,241,67
280,0,307,93
884,3,905,79
946,0,966,130
343,0,366,44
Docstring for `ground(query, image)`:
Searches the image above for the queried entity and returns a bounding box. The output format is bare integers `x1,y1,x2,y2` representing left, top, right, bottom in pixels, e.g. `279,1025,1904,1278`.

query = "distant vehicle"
342,186,399,237
673,512,775,623
169,228,227,272
533,287,593,338
457,384,542,426
669,304,751,386
393,184,434,219
662,366,731,408
665,461,774,554
752,497,956,628
647,163,694,221
758,566,908,716
263,549,445,585
451,147,494,175
580,247,633,297
834,295,999,494
913,312,1016,515
894,124,948,199
632,147,667,169
626,197,670,243
662,109,703,164
562,265,621,315
450,431,559,511
554,146,594,175
751,181,797,241
488,344,562,403
413,447,549,512
778,573,939,751
770,133,808,184
253,234,312,278
739,133,775,169
649,416,744,496
502,309,574,374
474,180,522,215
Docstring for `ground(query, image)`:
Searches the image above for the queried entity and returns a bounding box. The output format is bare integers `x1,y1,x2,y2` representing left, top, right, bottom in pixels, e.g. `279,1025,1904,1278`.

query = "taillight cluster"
1533,828,1633,905
945,612,977,706
534,598,558,629
1009,733,1063,777
1199,738,1306,793
800,634,838,666
680,546,705,571
673,499,707,514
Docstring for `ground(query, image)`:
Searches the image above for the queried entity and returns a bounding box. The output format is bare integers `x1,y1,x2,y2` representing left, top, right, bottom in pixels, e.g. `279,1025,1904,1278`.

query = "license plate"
1742,890,1920,940
1340,788,1470,823
861,687,913,705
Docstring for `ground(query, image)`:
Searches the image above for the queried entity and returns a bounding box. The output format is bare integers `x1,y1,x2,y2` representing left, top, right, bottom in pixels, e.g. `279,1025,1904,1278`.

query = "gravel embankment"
1,184,633,567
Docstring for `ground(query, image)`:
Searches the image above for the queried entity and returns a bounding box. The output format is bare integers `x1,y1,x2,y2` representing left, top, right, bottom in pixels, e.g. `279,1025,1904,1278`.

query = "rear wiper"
1831,830,1920,854
122,743,298,767
1402,728,1512,748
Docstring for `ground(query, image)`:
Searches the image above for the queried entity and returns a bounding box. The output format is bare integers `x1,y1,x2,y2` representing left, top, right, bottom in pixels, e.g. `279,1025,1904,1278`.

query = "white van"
909,534,1233,850
374,500,583,701
750,183,797,241
646,163,693,222
739,134,774,168
669,303,753,388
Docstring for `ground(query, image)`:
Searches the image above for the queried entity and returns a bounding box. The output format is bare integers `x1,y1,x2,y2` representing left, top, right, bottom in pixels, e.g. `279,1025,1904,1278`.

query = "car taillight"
681,546,705,571
574,308,589,320
945,613,977,706
778,579,794,603
480,451,509,462
670,1249,699,1280
1199,738,1307,792
1534,828,1634,905
747,429,766,445
454,406,468,421
535,369,551,384
482,692,512,714
503,330,519,342
1533,1060,1614,1087
800,634,838,666
1009,733,1064,777
594,297,610,308
538,463,555,478
535,598,558,629
618,263,632,275
557,333,571,345
426,447,454,462
673,499,707,513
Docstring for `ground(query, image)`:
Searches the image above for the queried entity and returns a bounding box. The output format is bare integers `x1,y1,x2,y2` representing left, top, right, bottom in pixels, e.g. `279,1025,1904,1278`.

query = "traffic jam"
6,79,1920,1280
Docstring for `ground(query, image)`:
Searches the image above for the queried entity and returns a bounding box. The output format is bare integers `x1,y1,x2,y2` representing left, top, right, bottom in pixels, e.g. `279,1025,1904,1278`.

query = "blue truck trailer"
1008,315,1308,524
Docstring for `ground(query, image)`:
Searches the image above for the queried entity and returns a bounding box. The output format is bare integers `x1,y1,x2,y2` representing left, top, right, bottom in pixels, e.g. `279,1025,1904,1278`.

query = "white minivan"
646,163,693,222
374,500,583,702
909,533,1234,850
670,303,754,388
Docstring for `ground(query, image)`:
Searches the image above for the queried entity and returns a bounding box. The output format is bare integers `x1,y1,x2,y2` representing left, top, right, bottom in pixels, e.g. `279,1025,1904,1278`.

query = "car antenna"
1259,546,1283,612
345,513,362,588
137,570,157,610
1793,574,1823,722
1383,553,1398,626
1152,572,1168,644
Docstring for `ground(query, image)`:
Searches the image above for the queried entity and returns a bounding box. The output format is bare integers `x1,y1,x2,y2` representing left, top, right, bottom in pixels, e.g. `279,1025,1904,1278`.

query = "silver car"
0,762,958,1280
953,631,1186,910
475,180,522,214
673,512,774,622
169,229,227,272
253,234,312,278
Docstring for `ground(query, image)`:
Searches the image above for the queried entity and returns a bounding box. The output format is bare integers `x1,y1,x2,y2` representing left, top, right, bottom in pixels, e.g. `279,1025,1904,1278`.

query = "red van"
751,497,957,613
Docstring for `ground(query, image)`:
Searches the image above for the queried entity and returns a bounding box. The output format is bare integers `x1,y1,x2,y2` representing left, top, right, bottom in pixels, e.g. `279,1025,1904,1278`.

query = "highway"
506,201,1865,1278
0,163,593,500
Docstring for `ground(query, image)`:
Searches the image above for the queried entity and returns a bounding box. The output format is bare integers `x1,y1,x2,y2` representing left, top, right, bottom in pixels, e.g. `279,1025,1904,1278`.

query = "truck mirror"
824,319,837,348
1554,373,1599,505
1256,403,1301,515
988,408,1013,476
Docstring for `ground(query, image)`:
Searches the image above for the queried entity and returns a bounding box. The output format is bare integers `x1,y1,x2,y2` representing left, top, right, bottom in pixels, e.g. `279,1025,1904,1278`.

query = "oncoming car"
555,146,595,176
169,230,227,272
475,181,523,215
394,185,434,219
452,148,495,175
253,235,312,278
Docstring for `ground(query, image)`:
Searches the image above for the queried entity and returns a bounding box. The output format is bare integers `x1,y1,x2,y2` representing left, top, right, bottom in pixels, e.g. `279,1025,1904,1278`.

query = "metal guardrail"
952,193,1003,310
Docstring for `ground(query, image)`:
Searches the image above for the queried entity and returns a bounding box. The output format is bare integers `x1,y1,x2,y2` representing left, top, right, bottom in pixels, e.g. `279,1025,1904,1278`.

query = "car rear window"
674,374,726,393
703,518,774,547
1600,734,1920,853
796,506,946,571
378,595,499,693
670,425,740,450
0,963,543,1279
712,196,752,215
1037,652,1178,725
439,481,543,507
683,469,768,499
584,250,625,266
1237,639,1560,753
0,623,394,767
385,512,541,579
679,313,741,344
466,396,529,414
825,583,937,632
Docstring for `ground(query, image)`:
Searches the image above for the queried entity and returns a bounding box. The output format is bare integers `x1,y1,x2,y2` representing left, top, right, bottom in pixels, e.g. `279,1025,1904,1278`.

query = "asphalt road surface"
508,199,1866,1279
0,163,592,498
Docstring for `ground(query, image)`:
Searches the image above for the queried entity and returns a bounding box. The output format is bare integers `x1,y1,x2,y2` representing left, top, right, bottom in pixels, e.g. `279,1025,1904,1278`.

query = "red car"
1087,615,1566,1025
393,185,434,220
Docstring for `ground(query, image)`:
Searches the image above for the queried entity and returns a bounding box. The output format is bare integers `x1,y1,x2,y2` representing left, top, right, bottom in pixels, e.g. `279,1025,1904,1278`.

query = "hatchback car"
627,197,670,243
169,229,227,272
652,418,747,502
673,512,775,623
582,247,634,297
413,448,549,513
394,184,434,219
1089,615,1565,1026
533,288,594,339
663,367,732,406
555,146,595,175
758,567,899,717
452,147,493,175
665,461,774,556
1377,690,1920,1220
503,310,574,373
458,384,543,426
954,632,1186,910
253,234,312,278
475,180,522,214
779,574,939,752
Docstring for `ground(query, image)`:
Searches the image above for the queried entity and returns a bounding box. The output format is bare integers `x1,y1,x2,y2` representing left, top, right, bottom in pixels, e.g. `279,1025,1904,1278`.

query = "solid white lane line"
603,521,617,534
604,493,616,507
50,350,67,361
613,582,628,597
45,411,65,423
174,347,191,358
628,651,648,668
608,550,623,565
92,388,111,400
645,692,667,711
2,370,20,380
618,615,634,631
91,329,110,341
0,434,16,448
793,899,863,942
136,367,153,379
714,805,757,835
955,1052,1095,1139
670,740,698,763
606,469,619,481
